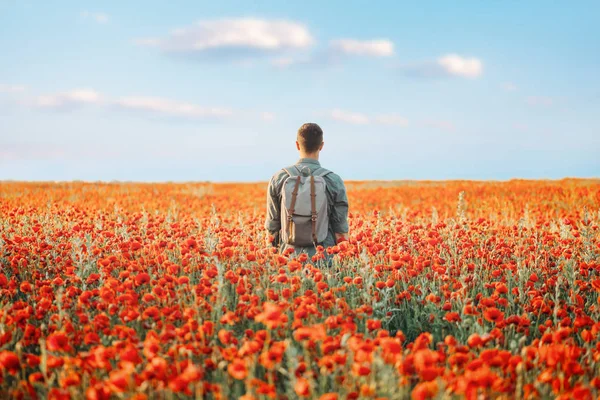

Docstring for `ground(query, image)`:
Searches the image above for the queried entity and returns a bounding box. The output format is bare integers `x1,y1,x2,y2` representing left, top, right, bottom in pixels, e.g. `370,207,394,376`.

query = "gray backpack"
280,165,331,247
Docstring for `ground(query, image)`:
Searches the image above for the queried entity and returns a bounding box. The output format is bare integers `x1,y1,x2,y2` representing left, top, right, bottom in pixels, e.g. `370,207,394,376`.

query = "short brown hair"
297,123,323,153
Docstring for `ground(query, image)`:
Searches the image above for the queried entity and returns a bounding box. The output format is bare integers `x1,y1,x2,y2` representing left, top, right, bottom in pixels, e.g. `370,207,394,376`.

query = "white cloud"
0,84,26,93
81,11,109,24
67,89,101,103
0,143,66,161
526,96,553,107
437,54,483,78
328,110,409,127
270,39,394,68
422,120,456,132
271,56,296,67
8,86,271,122
135,18,313,59
329,109,370,125
329,39,394,57
34,89,101,109
502,82,518,92
401,54,483,79
114,96,233,119
374,113,409,127
261,111,276,121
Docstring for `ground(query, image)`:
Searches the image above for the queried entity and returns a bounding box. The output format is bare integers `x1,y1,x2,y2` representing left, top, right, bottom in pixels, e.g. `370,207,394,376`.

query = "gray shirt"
265,158,349,254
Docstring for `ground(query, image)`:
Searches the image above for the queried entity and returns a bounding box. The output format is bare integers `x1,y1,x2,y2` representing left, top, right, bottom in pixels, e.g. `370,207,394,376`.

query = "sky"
0,1,599,181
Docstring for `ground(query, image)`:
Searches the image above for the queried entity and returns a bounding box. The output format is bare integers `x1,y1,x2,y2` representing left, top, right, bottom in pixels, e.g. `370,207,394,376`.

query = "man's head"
296,123,324,157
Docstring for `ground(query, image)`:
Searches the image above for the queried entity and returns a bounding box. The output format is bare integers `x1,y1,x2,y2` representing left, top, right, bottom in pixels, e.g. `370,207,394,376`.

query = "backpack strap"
286,175,302,244
313,167,332,178
310,175,318,244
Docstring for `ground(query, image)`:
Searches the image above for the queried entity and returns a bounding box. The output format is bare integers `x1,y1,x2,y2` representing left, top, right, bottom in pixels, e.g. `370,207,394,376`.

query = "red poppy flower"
319,394,338,400
134,272,151,286
0,351,20,374
255,302,287,329
483,307,504,323
294,377,311,397
46,332,71,352
411,381,438,400
444,312,461,323
228,359,248,380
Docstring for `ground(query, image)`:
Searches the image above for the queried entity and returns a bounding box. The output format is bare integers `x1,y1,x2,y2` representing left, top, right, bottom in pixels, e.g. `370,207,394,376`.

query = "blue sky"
0,1,598,181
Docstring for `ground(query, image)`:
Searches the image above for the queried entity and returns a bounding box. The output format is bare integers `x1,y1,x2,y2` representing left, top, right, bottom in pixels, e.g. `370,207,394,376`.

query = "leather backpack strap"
310,175,317,244
287,176,302,243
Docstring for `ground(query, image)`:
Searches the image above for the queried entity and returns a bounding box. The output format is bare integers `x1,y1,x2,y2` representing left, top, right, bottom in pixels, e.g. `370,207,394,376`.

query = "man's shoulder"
319,168,346,192
269,165,345,184
268,168,290,187
319,168,343,182
270,164,302,182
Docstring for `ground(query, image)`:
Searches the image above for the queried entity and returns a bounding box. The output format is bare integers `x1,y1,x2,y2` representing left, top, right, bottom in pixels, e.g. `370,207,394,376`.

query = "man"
265,123,349,259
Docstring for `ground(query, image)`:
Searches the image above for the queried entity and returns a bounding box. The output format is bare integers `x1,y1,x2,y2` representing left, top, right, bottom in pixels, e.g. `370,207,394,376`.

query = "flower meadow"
1,179,599,400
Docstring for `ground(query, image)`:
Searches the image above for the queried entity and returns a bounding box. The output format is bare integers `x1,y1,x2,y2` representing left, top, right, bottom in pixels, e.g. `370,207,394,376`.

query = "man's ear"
296,141,301,151
320,142,324,151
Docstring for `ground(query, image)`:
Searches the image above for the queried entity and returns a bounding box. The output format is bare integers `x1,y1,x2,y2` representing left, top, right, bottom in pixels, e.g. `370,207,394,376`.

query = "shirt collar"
297,158,321,166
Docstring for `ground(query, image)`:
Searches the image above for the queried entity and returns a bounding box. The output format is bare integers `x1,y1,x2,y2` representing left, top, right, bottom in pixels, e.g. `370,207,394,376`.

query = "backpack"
280,165,331,247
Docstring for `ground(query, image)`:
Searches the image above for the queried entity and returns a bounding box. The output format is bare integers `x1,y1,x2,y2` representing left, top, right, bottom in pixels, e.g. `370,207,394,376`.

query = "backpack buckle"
311,213,317,222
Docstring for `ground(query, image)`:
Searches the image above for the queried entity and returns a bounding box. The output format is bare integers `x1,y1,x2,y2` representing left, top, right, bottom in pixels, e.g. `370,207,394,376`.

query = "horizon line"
1,177,598,185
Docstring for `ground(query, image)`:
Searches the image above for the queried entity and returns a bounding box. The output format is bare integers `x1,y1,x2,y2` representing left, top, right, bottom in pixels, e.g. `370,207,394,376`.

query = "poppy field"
1,179,599,400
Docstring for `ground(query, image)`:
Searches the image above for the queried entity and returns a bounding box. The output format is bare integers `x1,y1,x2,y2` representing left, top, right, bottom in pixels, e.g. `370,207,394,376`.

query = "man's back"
265,157,349,256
